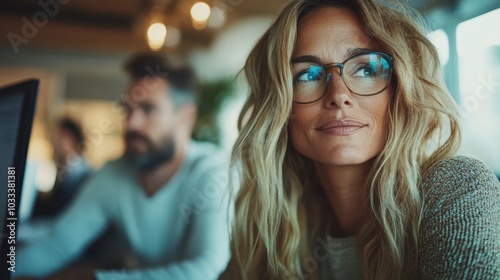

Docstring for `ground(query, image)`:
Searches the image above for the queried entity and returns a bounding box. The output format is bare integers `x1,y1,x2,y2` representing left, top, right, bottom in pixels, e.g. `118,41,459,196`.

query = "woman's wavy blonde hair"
228,0,461,279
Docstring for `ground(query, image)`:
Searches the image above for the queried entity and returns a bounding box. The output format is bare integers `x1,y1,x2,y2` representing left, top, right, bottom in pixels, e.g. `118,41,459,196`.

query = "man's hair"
123,53,198,105
59,117,85,153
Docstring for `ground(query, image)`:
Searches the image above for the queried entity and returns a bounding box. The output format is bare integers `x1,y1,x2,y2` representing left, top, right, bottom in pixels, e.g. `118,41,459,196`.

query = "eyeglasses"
292,52,393,104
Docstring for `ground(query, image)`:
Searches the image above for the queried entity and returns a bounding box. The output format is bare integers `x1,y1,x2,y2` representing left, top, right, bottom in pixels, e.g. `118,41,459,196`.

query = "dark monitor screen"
0,79,38,280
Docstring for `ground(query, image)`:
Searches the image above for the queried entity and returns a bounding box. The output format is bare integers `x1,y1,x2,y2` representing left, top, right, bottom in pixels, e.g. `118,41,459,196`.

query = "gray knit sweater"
419,156,500,279
317,156,500,280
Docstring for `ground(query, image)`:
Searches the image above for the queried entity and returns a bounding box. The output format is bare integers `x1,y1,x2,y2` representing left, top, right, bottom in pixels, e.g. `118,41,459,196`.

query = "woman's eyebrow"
291,55,322,64
291,48,378,64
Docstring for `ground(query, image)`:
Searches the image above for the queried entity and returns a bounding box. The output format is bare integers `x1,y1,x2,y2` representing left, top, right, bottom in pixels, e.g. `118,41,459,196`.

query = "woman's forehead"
293,6,375,61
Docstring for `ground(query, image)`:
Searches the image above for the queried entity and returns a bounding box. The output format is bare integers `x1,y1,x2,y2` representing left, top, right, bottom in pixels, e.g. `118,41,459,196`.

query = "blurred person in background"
16,53,232,280
32,117,92,219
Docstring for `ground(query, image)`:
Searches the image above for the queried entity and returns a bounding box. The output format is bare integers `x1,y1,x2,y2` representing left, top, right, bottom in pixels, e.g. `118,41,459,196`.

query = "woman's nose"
323,68,354,108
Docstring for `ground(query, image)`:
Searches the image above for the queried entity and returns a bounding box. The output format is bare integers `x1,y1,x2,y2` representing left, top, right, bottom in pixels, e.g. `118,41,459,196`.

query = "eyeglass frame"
291,51,394,104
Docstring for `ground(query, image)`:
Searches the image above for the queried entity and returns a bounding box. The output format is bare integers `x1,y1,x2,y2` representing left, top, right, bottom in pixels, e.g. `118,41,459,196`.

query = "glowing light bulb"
191,2,211,22
147,22,167,51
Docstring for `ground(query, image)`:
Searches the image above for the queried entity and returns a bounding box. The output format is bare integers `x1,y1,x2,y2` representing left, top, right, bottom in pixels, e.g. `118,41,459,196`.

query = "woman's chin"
311,149,378,167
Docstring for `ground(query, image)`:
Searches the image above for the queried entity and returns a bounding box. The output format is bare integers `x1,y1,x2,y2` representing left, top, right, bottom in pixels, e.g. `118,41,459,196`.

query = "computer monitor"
0,79,38,280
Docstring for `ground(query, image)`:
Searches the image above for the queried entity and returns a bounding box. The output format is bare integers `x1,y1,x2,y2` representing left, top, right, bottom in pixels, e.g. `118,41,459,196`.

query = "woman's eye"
295,66,324,82
353,64,378,77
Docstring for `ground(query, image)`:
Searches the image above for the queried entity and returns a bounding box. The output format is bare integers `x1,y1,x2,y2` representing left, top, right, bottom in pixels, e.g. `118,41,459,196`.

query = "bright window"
456,8,500,175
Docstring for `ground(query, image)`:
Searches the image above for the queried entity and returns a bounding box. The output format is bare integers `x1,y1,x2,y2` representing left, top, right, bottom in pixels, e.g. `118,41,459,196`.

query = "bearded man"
16,54,231,280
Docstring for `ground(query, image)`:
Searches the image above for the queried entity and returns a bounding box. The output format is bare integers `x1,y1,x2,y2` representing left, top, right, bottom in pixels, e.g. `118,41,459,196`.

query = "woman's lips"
316,119,367,135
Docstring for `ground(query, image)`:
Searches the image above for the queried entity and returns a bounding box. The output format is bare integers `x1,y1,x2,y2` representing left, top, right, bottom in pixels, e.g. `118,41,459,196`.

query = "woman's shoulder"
418,156,500,278
421,155,500,197
420,155,500,219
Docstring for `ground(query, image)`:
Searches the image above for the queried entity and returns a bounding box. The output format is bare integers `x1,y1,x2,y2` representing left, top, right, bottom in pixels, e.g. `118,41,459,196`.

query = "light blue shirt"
16,141,232,280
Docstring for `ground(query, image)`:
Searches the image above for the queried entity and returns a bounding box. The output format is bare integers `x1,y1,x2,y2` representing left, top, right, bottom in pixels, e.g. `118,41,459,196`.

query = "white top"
17,141,232,280
317,235,364,280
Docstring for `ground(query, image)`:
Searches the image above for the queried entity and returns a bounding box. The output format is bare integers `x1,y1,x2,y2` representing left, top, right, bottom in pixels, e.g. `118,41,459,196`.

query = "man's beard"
123,132,176,171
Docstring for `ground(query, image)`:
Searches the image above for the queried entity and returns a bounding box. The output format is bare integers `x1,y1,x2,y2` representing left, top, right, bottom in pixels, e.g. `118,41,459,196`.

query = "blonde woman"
223,0,500,279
